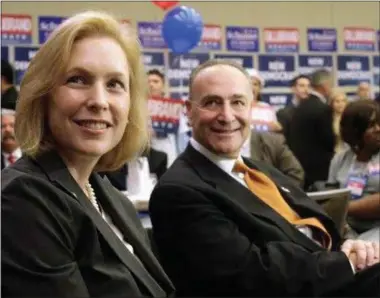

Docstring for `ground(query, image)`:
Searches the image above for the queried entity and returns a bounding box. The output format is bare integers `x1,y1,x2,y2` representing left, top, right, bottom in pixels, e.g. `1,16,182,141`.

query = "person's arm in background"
348,193,380,219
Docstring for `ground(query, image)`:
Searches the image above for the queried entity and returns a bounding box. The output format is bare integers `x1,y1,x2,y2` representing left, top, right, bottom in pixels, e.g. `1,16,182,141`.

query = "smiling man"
149,60,380,297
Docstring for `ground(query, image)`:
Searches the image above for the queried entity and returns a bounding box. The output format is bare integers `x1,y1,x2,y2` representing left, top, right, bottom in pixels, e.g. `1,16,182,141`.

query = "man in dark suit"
276,74,310,141
102,148,168,191
287,69,336,190
1,60,18,111
1,109,22,170
149,60,380,297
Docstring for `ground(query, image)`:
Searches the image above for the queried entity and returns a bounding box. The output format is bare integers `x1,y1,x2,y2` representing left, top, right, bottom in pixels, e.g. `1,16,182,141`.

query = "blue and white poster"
142,51,165,73
258,55,296,88
38,16,65,44
261,93,292,110
298,55,333,75
377,30,380,51
225,26,259,52
213,54,254,68
168,53,210,89
307,28,337,52
374,56,380,88
337,55,371,86
1,46,9,61
14,46,39,85
137,22,166,49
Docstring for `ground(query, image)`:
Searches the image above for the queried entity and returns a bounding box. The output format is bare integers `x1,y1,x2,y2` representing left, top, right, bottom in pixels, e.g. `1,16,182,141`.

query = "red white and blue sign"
225,26,259,52
1,14,33,45
337,55,371,86
138,22,166,49
307,28,337,52
14,46,40,85
38,16,66,44
344,27,375,51
213,54,254,68
373,55,380,87
1,46,9,61
258,55,296,88
196,24,222,51
298,55,333,75
264,28,299,53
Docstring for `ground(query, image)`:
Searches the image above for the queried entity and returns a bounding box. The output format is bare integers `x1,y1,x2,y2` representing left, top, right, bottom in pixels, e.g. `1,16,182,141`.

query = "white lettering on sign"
179,58,199,69
2,16,32,32
308,58,324,66
148,99,183,120
14,60,30,71
227,29,257,40
139,25,161,36
260,71,294,81
268,61,286,71
265,30,299,42
143,55,153,64
308,33,336,41
344,29,375,41
167,69,191,79
203,26,221,40
338,71,370,80
346,61,362,70
39,21,60,31
28,50,37,60
270,96,287,104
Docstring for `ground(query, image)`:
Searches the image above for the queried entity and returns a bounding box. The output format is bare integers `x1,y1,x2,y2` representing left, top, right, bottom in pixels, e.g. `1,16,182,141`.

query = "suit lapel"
34,151,170,297
182,146,326,251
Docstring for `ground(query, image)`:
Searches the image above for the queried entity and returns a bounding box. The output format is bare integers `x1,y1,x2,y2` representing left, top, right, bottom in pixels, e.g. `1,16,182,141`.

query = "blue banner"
258,55,295,88
170,92,189,100
38,16,65,44
337,55,371,86
345,92,357,102
142,51,165,73
14,46,40,85
298,55,333,75
137,22,166,49
168,53,210,89
374,56,380,87
213,54,253,68
261,93,292,110
378,30,380,51
307,28,337,52
225,26,259,52
1,46,9,61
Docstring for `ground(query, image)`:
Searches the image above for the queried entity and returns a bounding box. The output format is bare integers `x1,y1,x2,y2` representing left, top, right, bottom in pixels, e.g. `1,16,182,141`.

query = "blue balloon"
162,6,203,54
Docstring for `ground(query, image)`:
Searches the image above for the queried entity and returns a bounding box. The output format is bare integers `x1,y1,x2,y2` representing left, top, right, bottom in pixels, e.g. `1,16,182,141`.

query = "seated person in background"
1,11,174,297
102,147,168,191
329,89,348,153
149,60,380,298
328,99,380,235
249,131,304,187
1,109,22,169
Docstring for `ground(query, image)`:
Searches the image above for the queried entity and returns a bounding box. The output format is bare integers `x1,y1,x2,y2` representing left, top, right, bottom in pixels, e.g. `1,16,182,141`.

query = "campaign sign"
307,28,337,52
377,30,380,51
38,16,65,44
196,24,222,51
298,55,333,75
374,56,380,88
344,27,375,51
261,93,292,110
142,51,165,73
148,96,184,135
337,55,371,86
168,53,210,88
1,46,9,61
170,92,189,100
346,92,357,102
14,46,39,85
264,28,299,53
213,54,253,68
258,55,296,87
225,26,259,52
1,14,32,45
138,22,166,49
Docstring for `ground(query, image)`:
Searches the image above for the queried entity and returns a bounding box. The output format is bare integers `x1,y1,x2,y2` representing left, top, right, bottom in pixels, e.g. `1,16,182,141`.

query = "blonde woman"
330,89,348,153
1,11,174,297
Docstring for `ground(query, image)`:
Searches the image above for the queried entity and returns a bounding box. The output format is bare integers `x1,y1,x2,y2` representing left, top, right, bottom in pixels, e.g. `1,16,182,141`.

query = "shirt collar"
2,147,22,159
190,138,243,174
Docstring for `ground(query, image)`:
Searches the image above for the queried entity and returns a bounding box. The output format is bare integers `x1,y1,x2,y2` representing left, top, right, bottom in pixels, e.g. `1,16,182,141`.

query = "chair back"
307,188,351,237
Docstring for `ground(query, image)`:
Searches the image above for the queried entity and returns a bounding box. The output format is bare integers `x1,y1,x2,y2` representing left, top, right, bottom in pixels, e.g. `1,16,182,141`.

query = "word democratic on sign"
225,26,259,52
264,28,299,53
1,14,33,45
307,28,337,52
337,55,371,86
344,27,375,51
148,96,184,135
14,46,40,85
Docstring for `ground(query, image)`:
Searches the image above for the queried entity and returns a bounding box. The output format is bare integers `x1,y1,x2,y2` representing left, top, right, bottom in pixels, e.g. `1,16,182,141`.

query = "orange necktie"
233,160,331,250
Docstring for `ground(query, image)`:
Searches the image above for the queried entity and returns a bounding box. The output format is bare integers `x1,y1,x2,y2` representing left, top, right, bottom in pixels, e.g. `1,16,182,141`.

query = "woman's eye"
107,79,125,90
66,75,86,85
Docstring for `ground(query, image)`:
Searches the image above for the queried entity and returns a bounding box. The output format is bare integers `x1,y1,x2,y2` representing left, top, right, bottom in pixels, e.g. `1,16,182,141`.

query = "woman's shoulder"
332,146,354,165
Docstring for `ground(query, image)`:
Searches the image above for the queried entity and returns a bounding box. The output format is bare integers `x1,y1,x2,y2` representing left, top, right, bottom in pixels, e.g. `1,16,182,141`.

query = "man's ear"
185,100,193,127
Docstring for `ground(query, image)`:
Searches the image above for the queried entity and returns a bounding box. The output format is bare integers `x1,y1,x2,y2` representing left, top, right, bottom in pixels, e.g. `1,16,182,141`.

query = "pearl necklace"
85,181,101,213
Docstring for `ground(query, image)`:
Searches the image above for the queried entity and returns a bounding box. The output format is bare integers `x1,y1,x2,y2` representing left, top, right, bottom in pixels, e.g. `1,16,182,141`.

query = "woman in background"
329,89,348,153
328,99,380,236
1,11,174,297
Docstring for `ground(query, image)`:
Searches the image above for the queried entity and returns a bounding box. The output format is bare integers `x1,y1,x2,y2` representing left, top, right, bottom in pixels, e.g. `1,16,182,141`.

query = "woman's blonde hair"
329,88,348,108
15,11,149,171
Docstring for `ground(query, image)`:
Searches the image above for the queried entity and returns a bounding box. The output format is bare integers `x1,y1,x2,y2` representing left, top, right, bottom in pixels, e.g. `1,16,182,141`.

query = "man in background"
356,82,372,101
1,60,18,111
1,109,21,169
287,69,336,190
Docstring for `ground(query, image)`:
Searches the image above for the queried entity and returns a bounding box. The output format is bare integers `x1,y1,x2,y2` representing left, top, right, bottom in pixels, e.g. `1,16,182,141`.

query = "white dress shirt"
2,147,22,168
